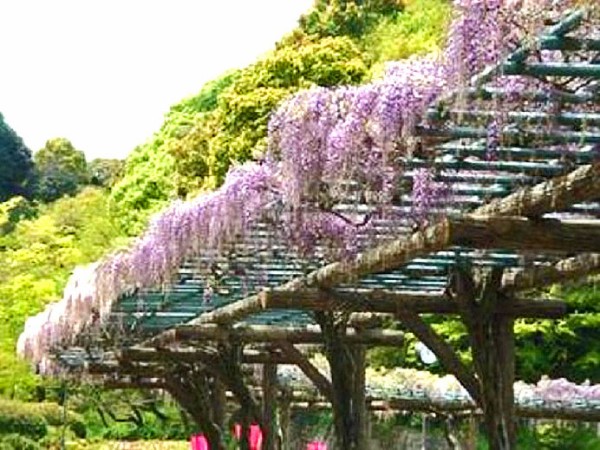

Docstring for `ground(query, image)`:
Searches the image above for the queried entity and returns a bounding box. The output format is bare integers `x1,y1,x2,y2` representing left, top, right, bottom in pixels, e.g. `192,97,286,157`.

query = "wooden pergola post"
164,366,226,450
279,389,292,450
211,377,227,436
455,266,516,450
262,362,278,450
316,312,368,450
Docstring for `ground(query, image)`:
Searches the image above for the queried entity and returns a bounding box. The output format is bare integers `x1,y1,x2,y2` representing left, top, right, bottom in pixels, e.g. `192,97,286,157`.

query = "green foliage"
0,399,47,440
298,0,403,39
34,138,89,203
515,280,600,383
517,423,600,450
362,0,451,70
0,434,41,450
170,70,241,115
0,197,37,236
0,113,34,202
0,188,126,397
88,158,124,188
109,144,177,235
168,35,367,192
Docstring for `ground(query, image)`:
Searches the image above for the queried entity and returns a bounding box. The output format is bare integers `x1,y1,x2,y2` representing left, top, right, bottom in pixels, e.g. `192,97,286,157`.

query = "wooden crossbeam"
175,324,405,346
450,217,600,253
103,378,166,390
121,347,296,365
291,399,600,422
88,362,168,377
261,288,566,318
475,162,600,218
504,253,600,292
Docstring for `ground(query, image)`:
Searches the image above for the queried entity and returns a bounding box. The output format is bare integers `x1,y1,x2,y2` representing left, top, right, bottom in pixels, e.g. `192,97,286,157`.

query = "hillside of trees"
0,0,598,447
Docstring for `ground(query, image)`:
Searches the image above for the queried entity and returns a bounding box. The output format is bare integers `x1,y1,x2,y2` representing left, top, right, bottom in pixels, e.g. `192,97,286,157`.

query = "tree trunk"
263,363,278,450
166,367,226,450
455,267,517,450
316,312,368,450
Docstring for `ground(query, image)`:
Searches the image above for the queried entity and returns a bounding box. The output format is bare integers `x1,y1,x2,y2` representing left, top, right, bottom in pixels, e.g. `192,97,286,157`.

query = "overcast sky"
0,0,313,160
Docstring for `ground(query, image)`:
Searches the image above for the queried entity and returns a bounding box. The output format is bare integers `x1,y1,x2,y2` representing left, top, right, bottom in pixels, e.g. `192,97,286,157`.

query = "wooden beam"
474,162,600,218
173,289,564,334
103,378,166,390
260,288,566,319
175,324,405,346
396,310,482,406
260,288,442,312
100,376,600,423
89,362,168,378
503,253,600,292
121,347,296,365
277,342,333,403
450,217,600,253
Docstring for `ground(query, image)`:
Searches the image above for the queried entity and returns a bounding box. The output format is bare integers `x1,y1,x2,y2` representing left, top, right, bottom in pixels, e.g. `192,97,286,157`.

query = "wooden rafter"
175,324,405,346
503,253,600,292
450,217,600,253
121,347,296,365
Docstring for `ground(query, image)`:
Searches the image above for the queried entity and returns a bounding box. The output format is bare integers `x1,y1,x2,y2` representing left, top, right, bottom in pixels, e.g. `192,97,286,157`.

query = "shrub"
0,434,41,450
0,400,47,440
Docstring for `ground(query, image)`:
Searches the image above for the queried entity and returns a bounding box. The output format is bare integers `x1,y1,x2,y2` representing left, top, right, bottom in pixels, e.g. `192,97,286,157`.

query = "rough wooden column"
262,362,278,450
315,311,368,450
203,342,262,450
165,366,226,450
279,389,292,450
455,266,516,450
211,377,227,436
352,345,368,450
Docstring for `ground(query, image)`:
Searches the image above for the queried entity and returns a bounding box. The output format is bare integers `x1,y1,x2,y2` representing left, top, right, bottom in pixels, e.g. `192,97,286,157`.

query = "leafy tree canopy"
34,138,89,203
0,113,34,202
298,0,403,39
89,158,124,188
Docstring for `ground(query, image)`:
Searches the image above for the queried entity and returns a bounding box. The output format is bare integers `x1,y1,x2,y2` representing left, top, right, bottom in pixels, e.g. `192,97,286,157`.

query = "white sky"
0,0,314,160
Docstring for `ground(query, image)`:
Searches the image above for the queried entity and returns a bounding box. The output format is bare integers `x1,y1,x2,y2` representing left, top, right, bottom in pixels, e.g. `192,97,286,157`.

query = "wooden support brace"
277,341,333,403
395,309,482,406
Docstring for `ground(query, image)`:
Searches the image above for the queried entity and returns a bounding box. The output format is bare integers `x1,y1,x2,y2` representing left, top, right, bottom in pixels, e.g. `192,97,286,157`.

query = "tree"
168,36,368,192
89,158,124,188
34,138,89,202
0,113,34,202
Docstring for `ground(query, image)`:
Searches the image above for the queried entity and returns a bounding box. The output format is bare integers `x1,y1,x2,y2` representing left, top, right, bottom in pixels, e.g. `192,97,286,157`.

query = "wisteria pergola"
21,5,600,450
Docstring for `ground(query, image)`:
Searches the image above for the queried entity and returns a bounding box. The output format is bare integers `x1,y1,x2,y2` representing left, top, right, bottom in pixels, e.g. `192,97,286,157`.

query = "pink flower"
190,434,209,450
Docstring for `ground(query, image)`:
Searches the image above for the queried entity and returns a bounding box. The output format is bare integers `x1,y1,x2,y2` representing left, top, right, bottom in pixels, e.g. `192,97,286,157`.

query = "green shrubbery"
0,399,47,440
0,434,41,450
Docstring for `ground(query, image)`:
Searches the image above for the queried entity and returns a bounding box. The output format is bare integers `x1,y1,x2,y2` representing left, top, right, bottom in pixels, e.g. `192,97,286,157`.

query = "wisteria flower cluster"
277,358,600,409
